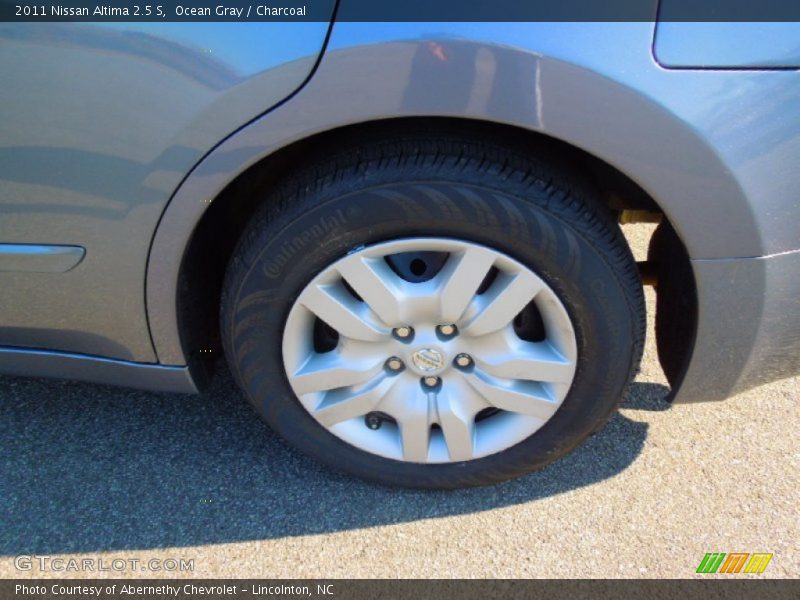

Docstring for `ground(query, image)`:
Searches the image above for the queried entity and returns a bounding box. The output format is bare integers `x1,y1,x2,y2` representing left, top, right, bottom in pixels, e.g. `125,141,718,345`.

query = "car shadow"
0,366,670,555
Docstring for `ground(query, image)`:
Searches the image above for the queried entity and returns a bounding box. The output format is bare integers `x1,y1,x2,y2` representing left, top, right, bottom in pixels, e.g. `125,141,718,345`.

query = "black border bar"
4,579,800,600
3,0,800,22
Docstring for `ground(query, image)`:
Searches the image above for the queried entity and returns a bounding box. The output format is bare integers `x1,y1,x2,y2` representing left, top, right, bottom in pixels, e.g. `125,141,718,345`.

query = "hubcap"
282,238,577,464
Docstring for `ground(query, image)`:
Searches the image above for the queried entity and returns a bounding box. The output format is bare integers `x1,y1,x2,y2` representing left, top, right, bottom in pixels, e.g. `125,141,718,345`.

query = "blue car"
1,7,799,487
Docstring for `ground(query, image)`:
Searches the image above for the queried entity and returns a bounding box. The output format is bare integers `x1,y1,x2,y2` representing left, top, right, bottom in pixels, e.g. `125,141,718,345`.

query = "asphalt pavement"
1,226,797,578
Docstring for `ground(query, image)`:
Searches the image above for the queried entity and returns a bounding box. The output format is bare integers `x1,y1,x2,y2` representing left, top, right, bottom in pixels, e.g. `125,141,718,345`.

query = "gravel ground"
0,225,797,579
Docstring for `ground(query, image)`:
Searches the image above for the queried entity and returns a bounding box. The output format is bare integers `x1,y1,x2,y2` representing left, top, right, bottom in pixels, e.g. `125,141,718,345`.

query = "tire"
221,127,645,489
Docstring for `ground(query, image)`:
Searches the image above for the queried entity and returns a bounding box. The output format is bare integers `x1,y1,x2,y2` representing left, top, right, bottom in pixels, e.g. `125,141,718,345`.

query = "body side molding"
0,346,199,393
0,244,85,273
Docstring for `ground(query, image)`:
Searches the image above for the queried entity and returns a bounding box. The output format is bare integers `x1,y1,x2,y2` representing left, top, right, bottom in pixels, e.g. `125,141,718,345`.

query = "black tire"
221,127,645,489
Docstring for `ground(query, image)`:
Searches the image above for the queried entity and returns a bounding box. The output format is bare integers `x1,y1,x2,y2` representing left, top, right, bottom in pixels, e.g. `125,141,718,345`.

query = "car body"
2,7,799,486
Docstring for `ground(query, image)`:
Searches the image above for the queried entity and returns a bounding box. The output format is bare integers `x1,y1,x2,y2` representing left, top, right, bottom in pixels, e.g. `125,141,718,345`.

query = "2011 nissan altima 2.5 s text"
1,2,799,488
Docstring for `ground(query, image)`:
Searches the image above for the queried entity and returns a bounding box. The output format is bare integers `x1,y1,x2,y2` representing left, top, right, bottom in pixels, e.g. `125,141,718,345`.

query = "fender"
147,22,766,367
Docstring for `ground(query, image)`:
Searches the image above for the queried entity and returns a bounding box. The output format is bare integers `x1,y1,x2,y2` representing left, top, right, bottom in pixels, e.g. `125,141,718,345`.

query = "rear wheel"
221,130,645,488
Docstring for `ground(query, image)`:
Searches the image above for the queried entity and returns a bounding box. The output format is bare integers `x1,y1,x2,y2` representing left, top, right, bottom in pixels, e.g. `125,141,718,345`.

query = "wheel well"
178,117,696,389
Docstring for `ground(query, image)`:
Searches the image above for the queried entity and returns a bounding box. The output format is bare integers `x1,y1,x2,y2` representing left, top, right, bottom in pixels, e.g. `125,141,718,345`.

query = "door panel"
0,16,335,361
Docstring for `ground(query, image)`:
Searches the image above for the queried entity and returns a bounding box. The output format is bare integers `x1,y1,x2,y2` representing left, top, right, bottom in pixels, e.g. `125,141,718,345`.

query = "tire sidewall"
224,171,638,488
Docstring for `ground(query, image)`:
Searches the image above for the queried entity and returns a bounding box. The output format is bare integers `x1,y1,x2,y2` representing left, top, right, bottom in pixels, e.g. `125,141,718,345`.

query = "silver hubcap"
282,238,577,464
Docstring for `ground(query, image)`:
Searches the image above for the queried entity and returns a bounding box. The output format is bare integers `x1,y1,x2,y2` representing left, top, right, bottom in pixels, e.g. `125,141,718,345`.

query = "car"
2,9,799,489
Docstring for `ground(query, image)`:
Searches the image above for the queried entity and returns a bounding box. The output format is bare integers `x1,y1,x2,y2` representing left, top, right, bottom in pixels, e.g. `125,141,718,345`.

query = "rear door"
0,14,336,362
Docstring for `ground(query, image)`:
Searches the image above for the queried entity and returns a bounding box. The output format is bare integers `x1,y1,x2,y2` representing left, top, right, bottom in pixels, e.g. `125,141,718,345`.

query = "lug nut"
365,413,382,430
455,353,472,368
386,357,404,372
393,326,413,339
438,324,457,337
422,376,440,388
